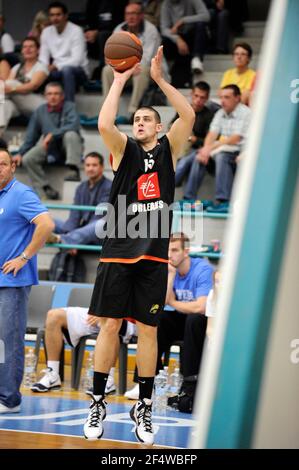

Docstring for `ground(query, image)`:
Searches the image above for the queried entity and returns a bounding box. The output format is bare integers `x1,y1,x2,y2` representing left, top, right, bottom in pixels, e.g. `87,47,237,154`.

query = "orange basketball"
104,31,143,72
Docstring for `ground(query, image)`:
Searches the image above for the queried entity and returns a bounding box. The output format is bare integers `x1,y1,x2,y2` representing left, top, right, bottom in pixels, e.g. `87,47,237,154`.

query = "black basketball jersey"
101,135,175,263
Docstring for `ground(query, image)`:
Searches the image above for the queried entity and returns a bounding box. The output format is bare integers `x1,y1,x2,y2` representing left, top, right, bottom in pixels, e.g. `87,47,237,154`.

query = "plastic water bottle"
163,366,170,399
23,348,37,388
163,366,169,384
169,367,183,397
82,351,94,391
154,369,168,413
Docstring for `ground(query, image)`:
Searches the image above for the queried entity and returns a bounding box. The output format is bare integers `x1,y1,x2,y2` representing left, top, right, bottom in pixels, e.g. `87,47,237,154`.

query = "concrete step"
81,127,108,158
38,248,100,284
204,54,258,72
243,21,266,37
76,91,131,119
13,164,85,201
199,71,224,90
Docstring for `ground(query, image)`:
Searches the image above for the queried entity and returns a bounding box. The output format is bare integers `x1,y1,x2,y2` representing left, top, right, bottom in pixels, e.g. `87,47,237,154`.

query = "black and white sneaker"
31,368,61,392
130,398,154,445
83,395,107,440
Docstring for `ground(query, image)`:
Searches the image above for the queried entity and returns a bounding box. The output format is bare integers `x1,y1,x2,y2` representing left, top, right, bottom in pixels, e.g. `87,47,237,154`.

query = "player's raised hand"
150,46,164,83
112,62,141,84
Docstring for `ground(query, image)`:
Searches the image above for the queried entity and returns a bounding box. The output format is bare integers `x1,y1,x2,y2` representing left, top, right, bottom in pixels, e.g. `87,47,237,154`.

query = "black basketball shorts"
88,259,168,326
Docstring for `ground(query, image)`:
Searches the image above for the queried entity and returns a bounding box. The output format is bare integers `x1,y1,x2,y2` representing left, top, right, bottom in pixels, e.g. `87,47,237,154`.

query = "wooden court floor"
0,369,172,449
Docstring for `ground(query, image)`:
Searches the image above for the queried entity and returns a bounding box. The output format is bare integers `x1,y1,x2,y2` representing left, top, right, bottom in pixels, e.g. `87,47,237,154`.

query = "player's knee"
46,308,65,328
102,318,122,336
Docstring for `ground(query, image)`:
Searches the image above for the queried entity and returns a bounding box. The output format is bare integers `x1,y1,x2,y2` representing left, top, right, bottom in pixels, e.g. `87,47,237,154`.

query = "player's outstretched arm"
150,46,195,164
98,64,141,168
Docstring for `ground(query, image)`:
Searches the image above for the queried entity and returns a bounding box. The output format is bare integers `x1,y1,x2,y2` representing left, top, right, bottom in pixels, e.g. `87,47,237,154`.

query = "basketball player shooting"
83,46,195,445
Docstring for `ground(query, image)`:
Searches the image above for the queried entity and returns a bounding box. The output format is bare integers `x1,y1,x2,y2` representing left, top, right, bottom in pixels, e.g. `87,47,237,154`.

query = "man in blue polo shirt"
0,149,54,413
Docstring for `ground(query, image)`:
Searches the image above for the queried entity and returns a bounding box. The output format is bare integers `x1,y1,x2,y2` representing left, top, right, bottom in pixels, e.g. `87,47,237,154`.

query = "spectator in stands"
0,13,17,80
39,1,89,101
0,37,48,134
173,81,216,200
225,0,248,35
101,2,161,118
0,148,54,413
84,0,128,78
140,0,163,28
31,307,136,394
197,84,251,209
48,151,112,247
125,232,213,400
160,0,210,87
28,10,50,42
12,82,83,200
203,0,230,53
220,42,256,105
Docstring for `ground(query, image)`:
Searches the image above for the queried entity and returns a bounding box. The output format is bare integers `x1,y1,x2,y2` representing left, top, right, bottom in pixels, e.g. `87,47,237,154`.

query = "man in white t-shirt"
39,2,89,101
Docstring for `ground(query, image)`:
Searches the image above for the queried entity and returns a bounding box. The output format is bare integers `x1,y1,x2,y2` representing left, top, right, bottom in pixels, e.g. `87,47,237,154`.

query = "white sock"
109,367,115,378
47,361,60,376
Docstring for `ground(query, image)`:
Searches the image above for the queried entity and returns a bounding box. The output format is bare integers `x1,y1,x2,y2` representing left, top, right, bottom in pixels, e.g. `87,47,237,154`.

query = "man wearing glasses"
101,2,162,121
220,41,256,105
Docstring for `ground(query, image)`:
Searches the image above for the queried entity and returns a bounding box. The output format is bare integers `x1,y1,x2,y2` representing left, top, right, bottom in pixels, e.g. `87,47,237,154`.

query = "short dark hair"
221,84,241,96
22,36,40,49
0,138,8,150
233,42,253,59
170,232,190,250
84,152,104,165
45,81,64,93
134,106,161,123
48,1,68,14
193,81,210,95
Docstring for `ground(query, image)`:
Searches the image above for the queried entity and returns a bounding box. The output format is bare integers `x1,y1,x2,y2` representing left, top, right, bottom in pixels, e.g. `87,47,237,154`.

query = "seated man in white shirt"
31,306,136,394
196,84,251,208
39,2,89,101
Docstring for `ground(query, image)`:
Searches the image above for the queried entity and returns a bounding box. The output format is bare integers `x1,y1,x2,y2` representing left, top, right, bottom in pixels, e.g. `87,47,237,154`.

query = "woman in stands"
0,36,48,134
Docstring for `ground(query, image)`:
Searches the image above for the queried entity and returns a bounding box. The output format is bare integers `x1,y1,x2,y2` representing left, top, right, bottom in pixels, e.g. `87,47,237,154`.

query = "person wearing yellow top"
220,42,256,105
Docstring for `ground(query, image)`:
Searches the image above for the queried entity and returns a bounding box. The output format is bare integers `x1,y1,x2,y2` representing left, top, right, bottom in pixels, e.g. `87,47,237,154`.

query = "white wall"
3,0,85,41
253,181,299,448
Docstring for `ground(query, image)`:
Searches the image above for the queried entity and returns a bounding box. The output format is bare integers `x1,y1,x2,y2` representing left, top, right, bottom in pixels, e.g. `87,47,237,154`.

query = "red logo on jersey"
137,172,161,200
